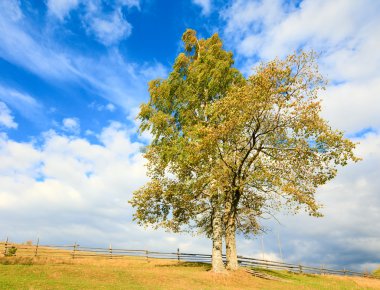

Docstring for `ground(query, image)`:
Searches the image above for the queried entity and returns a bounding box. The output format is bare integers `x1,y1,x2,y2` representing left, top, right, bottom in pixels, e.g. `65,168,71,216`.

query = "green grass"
374,267,380,278
250,267,378,290
0,257,379,289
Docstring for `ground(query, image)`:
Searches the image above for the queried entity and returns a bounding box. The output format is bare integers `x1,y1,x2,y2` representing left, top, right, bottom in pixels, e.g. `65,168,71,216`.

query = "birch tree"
130,29,359,272
131,29,243,273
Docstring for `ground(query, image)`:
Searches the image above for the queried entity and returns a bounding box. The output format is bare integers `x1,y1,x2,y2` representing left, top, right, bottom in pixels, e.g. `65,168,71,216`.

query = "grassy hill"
1,255,380,289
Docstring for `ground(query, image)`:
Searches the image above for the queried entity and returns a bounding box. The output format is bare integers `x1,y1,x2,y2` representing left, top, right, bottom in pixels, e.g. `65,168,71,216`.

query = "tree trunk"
225,190,239,270
225,214,238,270
211,205,226,273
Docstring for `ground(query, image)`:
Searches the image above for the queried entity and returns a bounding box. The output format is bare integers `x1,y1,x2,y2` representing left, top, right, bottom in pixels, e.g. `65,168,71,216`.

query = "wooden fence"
0,239,376,279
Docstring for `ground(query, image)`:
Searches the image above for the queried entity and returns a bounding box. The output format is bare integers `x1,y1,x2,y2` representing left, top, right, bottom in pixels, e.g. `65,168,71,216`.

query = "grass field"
374,267,380,279
1,255,380,290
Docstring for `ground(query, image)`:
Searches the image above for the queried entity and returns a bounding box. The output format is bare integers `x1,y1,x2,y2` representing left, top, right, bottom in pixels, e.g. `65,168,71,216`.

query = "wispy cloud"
89,102,116,112
47,0,80,21
192,0,212,15
0,85,42,122
47,0,139,46
0,1,166,112
0,7,79,81
0,0,23,21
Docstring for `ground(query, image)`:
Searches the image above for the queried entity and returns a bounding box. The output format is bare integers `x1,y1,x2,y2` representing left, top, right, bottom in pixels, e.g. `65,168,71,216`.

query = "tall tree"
131,29,243,273
204,52,360,269
130,30,359,273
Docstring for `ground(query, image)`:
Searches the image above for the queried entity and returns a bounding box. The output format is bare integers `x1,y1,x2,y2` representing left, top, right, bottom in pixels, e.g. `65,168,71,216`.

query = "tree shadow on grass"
249,267,318,281
155,262,212,270
0,257,34,265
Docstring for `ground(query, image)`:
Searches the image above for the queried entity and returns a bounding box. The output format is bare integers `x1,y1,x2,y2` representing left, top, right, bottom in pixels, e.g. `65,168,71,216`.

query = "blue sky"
1,0,380,272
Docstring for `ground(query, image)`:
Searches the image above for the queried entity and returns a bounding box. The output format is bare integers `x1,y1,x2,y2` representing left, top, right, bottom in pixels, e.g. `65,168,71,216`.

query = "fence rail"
0,239,376,279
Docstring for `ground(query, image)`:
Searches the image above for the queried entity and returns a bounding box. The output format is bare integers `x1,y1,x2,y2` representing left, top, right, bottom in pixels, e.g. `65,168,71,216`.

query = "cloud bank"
0,120,211,252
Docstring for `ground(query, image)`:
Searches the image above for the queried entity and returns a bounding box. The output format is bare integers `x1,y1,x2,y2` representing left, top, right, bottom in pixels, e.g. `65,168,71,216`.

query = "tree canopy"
130,29,359,273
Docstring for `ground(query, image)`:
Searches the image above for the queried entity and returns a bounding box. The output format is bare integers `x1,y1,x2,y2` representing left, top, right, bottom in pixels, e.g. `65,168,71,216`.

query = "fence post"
343,268,346,276
34,237,39,257
109,243,112,259
145,250,149,263
72,242,77,259
177,248,180,263
299,264,303,274
3,237,8,256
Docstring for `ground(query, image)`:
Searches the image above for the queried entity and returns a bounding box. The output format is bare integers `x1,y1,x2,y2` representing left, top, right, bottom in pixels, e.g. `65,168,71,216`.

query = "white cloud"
47,0,80,21
222,0,284,39
321,78,380,133
0,102,17,129
192,0,212,15
0,123,210,252
62,117,80,134
0,135,42,178
232,132,380,271
223,0,379,60
262,132,380,271
83,5,132,46
222,0,380,135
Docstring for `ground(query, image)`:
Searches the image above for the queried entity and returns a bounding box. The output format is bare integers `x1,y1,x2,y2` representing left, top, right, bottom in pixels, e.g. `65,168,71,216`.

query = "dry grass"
2,256,379,289
0,256,273,290
1,242,379,289
328,275,380,289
